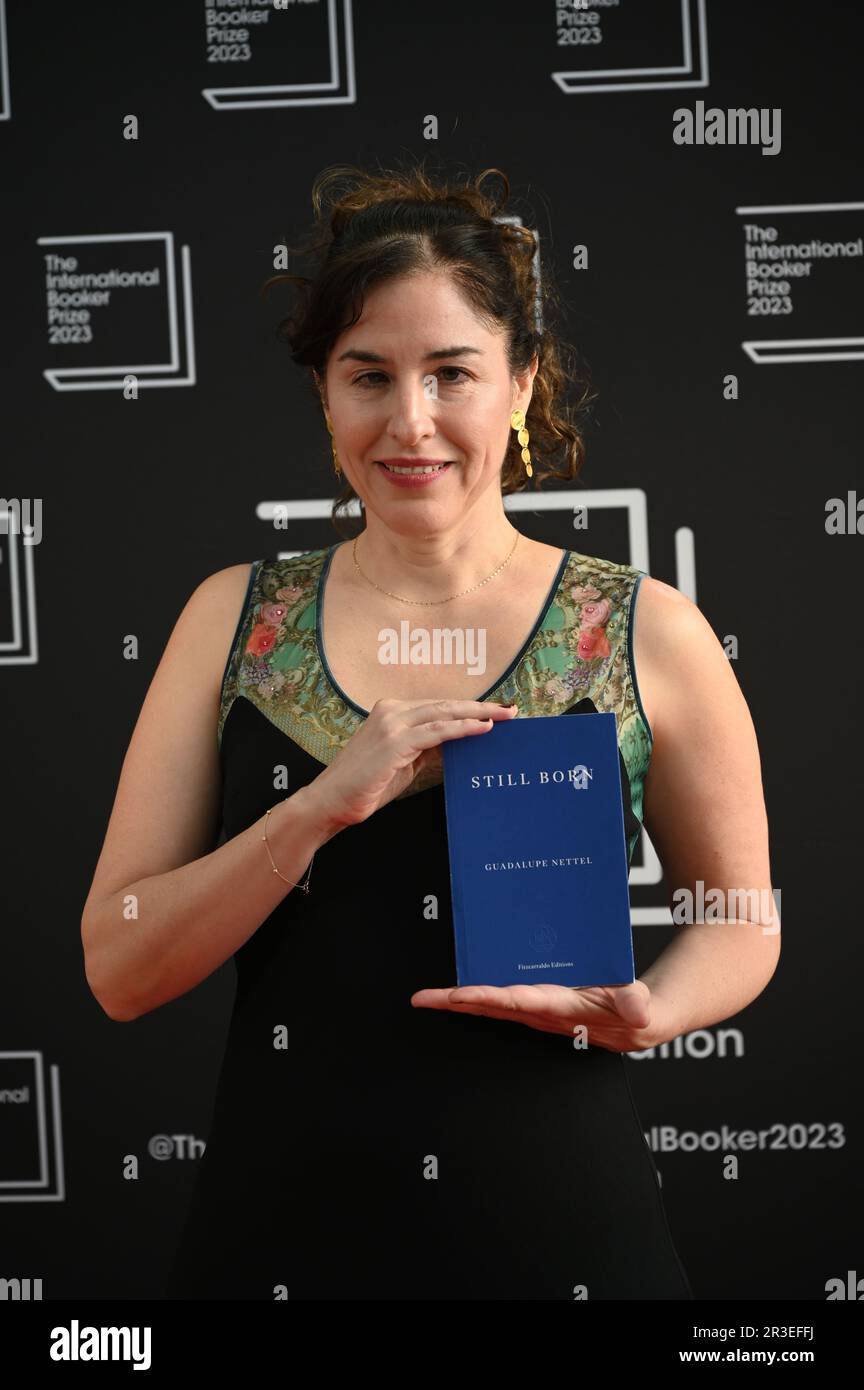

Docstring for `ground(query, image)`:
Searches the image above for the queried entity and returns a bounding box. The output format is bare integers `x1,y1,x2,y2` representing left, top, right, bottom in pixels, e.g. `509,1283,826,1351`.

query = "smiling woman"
81,159,777,1301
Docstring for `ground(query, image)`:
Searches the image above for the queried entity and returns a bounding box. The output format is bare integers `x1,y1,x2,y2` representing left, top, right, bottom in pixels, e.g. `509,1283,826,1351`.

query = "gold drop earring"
510,409,532,478
325,414,342,475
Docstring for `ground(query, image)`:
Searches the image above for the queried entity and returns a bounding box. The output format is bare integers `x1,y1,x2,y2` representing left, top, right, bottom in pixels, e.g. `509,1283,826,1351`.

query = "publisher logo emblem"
529,924,558,953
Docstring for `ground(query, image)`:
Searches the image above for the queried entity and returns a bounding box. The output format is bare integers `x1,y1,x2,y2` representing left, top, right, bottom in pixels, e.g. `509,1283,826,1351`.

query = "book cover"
441,709,635,988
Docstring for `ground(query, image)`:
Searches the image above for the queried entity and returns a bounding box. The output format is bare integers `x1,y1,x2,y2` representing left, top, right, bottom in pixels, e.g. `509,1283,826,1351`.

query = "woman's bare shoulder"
633,575,774,935
180,562,258,678
197,560,257,605
632,576,734,739
633,574,716,658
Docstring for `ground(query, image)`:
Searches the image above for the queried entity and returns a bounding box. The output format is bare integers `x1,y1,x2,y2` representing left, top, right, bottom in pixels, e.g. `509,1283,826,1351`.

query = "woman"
81,164,779,1300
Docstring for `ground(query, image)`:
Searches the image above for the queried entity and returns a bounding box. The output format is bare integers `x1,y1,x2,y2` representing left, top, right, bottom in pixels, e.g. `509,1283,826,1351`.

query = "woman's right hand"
303,698,519,832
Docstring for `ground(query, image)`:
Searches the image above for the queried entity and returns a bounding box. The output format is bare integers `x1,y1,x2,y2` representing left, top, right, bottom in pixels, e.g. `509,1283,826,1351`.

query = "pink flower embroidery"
577,626,610,660
579,598,611,630
246,623,278,657
257,671,287,700
545,676,572,703
260,601,288,626
571,584,601,603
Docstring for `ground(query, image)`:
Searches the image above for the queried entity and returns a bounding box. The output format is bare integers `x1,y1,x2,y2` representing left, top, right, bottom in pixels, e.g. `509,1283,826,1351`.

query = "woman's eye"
437,367,470,385
354,367,470,388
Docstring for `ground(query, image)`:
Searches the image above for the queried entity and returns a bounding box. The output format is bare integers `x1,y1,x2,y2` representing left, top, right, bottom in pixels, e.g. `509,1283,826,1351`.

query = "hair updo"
263,159,595,536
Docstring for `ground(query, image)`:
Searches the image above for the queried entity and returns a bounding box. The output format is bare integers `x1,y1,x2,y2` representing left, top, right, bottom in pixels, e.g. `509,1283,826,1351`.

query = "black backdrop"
2,0,862,1303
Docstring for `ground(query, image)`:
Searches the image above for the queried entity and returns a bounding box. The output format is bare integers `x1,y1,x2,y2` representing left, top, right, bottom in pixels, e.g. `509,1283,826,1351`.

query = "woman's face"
319,270,537,536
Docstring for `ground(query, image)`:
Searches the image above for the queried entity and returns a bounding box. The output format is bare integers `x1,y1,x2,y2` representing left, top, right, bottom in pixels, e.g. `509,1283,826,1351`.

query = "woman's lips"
375,461,452,487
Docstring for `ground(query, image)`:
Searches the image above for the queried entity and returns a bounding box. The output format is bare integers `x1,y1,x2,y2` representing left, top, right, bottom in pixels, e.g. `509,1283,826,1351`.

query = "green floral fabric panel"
218,552,353,765
217,547,653,858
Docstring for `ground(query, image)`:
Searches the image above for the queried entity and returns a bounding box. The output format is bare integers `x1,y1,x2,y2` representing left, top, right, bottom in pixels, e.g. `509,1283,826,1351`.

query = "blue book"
441,710,635,988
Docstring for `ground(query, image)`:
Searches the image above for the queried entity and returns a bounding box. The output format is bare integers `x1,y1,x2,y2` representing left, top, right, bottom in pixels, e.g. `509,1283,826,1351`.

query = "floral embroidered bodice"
218,543,653,857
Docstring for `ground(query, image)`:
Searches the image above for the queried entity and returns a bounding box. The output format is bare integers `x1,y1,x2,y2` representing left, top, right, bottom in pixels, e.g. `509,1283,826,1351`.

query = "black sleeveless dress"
164,542,694,1300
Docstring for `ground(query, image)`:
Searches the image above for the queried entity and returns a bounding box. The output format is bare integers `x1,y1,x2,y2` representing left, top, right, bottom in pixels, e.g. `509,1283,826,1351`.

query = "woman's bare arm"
80,565,343,1023
632,576,781,1041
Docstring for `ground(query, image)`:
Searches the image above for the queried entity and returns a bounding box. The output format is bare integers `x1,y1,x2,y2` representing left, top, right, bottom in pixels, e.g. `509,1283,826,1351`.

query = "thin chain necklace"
352,530,520,607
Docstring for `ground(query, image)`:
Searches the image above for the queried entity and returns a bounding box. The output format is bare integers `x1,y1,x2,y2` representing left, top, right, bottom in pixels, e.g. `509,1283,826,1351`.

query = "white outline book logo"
553,0,709,95
203,0,356,110
38,232,197,392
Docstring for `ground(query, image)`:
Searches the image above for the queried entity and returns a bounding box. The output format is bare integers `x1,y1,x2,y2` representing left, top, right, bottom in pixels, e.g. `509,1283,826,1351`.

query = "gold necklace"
351,531,520,607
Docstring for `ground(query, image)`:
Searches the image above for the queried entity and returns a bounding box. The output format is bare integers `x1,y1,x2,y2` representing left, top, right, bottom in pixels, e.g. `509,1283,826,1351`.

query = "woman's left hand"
410,979,674,1053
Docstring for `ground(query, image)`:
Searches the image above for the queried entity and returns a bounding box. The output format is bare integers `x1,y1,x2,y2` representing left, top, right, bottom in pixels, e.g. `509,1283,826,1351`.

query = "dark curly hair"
263,158,596,537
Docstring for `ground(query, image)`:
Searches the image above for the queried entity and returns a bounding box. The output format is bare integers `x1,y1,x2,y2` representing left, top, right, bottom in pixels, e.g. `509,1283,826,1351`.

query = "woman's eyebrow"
336,345,485,364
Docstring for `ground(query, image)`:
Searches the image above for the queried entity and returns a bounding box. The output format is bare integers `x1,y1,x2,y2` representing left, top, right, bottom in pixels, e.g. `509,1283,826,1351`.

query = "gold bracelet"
261,802,314,893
